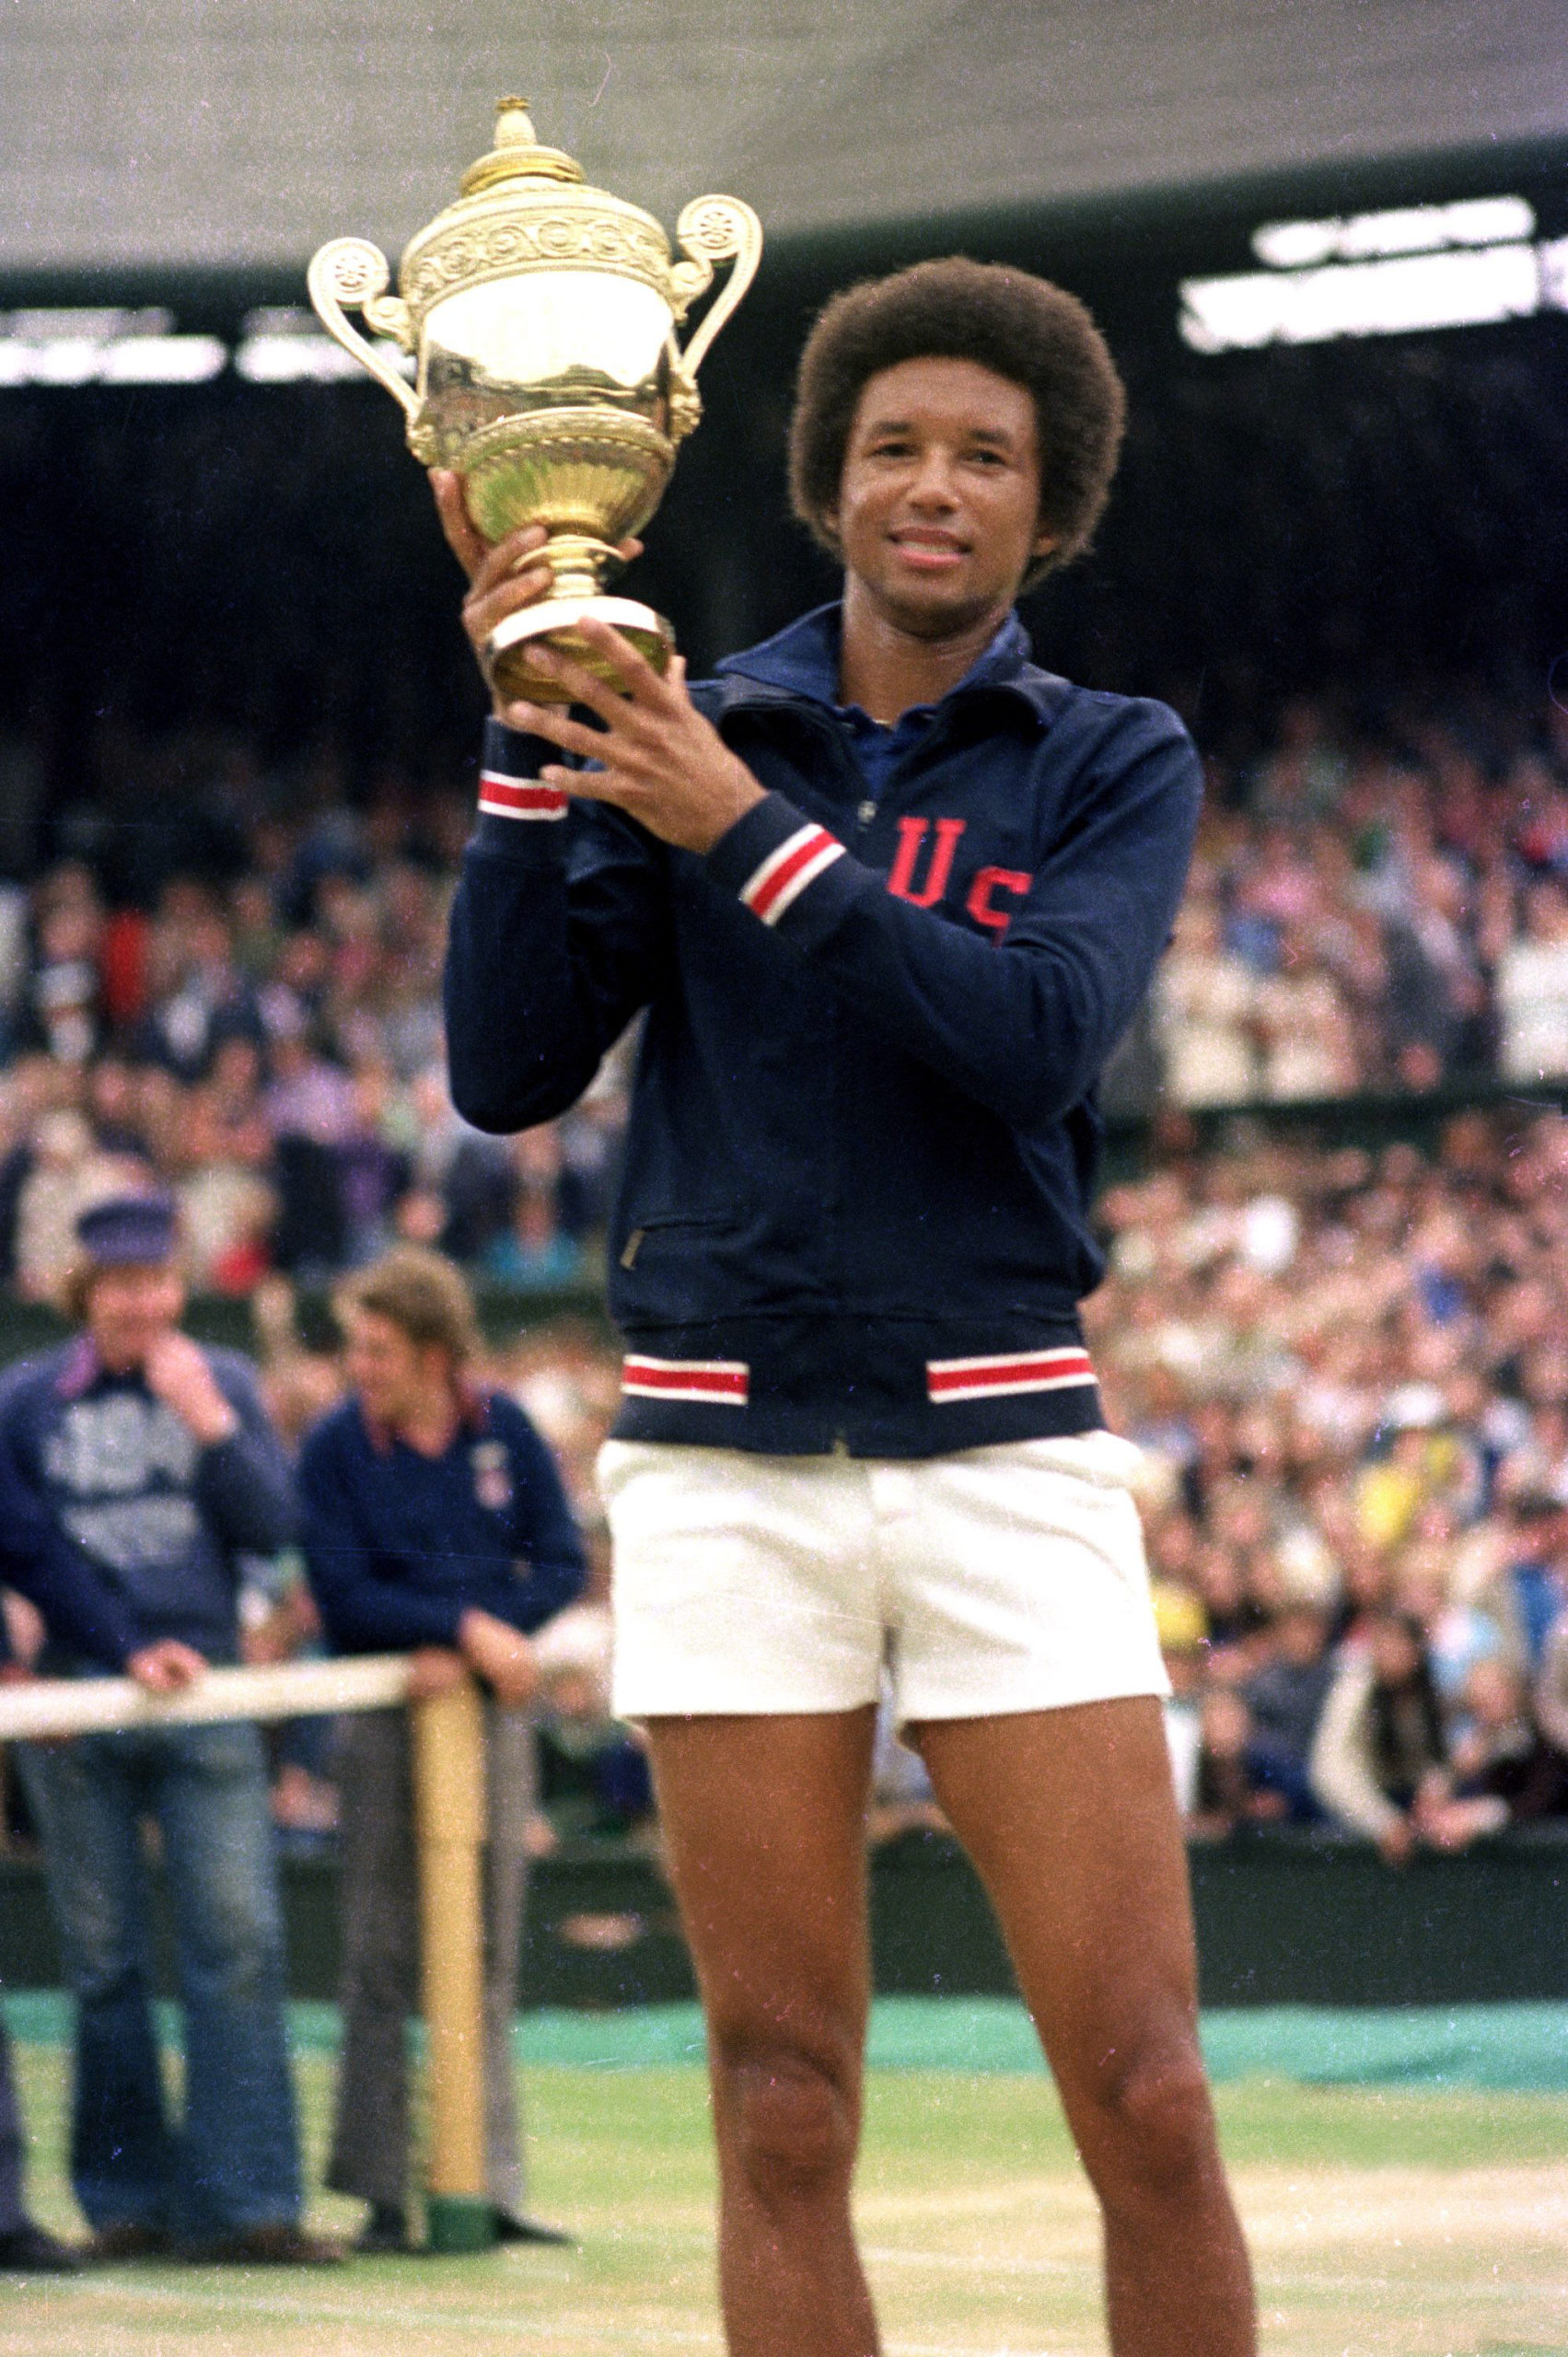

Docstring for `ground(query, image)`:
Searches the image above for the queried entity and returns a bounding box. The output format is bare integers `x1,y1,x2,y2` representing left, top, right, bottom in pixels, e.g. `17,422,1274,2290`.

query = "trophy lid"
459,99,585,196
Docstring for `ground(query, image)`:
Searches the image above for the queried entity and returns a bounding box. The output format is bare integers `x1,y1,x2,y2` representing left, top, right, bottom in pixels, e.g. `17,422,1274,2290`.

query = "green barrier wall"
1,1827,1563,2013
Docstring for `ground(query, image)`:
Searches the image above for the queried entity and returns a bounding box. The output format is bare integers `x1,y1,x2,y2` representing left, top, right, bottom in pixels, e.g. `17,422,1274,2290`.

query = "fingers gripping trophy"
308,98,761,703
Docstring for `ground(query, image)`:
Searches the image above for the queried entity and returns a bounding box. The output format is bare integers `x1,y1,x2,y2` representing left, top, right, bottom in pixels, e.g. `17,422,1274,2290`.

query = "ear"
1031,526,1059,562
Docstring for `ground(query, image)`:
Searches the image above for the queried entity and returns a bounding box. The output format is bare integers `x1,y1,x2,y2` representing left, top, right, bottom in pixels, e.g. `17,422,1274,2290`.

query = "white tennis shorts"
598,1432,1169,1724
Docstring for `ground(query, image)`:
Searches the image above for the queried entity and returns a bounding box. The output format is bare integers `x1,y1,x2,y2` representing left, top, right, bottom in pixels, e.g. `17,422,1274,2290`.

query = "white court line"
6,2277,1081,2357
11,2275,1085,2357
11,2277,701,2345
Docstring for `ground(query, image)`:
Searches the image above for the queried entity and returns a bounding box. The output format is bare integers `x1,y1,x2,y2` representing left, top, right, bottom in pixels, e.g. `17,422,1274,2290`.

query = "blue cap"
75,1192,179,1269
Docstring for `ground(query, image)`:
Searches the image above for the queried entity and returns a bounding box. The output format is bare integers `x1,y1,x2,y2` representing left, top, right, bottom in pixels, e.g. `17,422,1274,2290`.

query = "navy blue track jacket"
298,1389,585,1654
445,603,1201,1457
0,1339,295,1666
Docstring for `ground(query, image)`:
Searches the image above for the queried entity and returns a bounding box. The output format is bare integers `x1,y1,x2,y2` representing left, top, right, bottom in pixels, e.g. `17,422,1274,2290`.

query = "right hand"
405,1645,469,1701
127,1640,207,1693
429,470,642,718
1376,1817,1416,1868
458,1607,539,1708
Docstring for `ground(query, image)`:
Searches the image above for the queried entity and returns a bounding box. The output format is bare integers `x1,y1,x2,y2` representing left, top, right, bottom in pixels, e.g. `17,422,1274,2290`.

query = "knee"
715,2038,858,2206
1075,2038,1219,2212
182,1880,286,2000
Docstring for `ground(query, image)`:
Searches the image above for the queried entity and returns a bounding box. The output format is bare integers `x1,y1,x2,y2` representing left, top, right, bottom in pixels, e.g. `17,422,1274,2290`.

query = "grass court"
2,2026,1565,2356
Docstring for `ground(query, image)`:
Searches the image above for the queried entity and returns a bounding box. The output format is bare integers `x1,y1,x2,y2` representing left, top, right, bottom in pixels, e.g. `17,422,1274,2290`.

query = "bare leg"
645,1711,879,2357
913,1700,1256,2357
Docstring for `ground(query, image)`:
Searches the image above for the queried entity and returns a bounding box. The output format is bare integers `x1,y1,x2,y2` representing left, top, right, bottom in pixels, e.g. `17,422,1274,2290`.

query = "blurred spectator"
0,1191,334,2262
1308,1611,1508,1861
1240,1603,1333,1820
1496,879,1568,1081
296,1246,585,2254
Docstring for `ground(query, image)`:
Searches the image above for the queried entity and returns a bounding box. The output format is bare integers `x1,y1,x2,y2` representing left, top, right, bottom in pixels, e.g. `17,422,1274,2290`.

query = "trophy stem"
540,532,619,606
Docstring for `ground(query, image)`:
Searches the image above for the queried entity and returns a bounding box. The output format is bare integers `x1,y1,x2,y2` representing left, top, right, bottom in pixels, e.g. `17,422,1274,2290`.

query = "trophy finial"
460,99,583,196
494,98,537,148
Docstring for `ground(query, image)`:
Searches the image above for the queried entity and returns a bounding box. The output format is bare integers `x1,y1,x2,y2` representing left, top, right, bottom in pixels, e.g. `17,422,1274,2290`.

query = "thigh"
645,1711,877,2073
16,1736,149,1980
483,1703,538,1857
911,1701,1201,2119
332,1712,417,1992
152,1724,285,1961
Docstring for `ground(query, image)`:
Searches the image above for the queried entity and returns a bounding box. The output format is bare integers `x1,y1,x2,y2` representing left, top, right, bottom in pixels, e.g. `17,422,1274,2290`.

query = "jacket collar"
56,1335,104,1399
712,601,1069,728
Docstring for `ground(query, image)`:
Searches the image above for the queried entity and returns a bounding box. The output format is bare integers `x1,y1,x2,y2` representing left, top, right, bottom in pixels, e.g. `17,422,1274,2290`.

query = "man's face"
827,356,1054,640
341,1306,447,1431
86,1261,186,1372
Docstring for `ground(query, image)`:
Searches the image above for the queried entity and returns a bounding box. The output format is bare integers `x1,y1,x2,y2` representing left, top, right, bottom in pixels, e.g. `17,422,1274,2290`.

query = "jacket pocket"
610,1213,736,1325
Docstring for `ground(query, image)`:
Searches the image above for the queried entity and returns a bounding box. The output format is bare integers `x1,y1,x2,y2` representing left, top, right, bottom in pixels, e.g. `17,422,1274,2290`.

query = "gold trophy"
308,99,761,702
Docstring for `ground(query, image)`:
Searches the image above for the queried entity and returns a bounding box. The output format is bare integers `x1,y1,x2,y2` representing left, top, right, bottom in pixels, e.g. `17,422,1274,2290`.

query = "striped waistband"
621,1353,749,1407
925,1346,1095,1405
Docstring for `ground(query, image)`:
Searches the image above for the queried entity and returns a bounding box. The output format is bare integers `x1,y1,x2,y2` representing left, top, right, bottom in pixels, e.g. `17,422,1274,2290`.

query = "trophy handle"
671,196,763,380
307,237,419,419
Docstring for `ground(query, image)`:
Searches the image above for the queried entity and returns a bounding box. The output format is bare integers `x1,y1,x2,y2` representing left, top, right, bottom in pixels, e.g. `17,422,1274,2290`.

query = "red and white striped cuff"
926,1346,1096,1405
738,824,845,926
621,1353,750,1407
479,769,569,821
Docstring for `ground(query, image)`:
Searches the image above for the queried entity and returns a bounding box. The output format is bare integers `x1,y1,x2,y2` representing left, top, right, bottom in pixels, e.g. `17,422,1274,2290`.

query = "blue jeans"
17,1720,302,2242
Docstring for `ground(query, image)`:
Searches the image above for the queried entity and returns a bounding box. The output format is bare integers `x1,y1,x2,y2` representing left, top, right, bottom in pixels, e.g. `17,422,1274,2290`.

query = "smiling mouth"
889,532,969,568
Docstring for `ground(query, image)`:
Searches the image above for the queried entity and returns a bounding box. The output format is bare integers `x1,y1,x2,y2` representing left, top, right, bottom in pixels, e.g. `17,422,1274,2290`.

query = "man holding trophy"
316,99,1253,2357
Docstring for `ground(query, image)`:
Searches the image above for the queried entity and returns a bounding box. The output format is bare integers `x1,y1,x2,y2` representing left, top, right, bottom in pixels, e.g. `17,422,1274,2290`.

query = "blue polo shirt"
830,617,1018,806
297,1387,585,1655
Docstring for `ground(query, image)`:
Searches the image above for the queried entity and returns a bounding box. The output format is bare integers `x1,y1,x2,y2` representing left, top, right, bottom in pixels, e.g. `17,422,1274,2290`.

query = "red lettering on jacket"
887,817,967,908
966,866,1033,936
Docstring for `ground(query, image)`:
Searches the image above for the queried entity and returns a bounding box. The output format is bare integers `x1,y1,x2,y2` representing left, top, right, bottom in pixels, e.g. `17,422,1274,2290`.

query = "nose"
905,444,959,510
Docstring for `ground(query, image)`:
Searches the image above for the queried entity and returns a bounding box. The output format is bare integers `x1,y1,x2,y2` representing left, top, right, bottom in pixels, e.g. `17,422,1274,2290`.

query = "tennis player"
436,258,1255,2356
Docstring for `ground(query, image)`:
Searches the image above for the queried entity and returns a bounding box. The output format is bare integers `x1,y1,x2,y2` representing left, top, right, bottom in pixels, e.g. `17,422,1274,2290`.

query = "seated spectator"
1187,1688,1297,1839
1496,877,1568,1081
482,1127,583,1292
1449,1656,1568,1822
1309,1612,1507,1863
1154,1582,1208,1817
1154,898,1259,1107
12,1109,146,1305
1241,1603,1333,1820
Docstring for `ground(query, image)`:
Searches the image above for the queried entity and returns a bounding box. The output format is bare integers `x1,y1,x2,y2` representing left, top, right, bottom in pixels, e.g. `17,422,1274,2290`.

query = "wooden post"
411,1676,495,2253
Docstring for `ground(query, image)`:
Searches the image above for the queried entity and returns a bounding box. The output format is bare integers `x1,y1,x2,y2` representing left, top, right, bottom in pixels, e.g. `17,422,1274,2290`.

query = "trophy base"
485,598,676,706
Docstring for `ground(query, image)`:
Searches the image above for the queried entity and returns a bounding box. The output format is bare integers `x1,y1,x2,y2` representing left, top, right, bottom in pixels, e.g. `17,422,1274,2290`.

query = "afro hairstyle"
787,256,1126,587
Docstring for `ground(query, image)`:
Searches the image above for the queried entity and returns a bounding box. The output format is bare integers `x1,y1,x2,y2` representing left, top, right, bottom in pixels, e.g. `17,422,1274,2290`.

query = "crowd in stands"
1090,1105,1568,1852
0,685,1567,1317
0,757,627,1305
1151,688,1568,1105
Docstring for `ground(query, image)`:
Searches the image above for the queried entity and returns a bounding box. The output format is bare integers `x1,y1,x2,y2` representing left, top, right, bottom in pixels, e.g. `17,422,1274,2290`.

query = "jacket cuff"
705,792,850,932
469,719,574,862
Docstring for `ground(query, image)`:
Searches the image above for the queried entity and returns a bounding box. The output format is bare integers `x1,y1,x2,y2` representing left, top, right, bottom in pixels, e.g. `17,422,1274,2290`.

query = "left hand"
498,623,765,855
127,1639,207,1692
143,1333,239,1446
458,1607,540,1709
